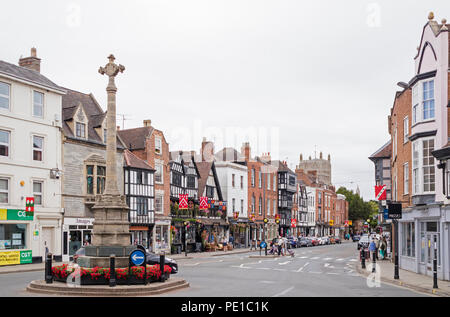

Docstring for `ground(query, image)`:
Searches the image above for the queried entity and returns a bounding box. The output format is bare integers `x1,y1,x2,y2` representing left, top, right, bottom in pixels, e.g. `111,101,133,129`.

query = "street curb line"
355,263,450,297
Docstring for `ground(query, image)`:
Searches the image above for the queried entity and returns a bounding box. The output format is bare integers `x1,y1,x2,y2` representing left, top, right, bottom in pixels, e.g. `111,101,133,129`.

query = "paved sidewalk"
356,258,450,297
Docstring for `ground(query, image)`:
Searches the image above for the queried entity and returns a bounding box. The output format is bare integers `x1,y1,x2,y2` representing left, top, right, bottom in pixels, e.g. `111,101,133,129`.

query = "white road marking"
327,272,339,275
256,267,271,270
349,259,358,262
296,262,310,272
308,271,321,274
324,258,333,261
273,286,295,297
324,263,335,269
311,257,320,260
231,264,252,269
184,262,200,266
279,261,291,265
336,258,344,261
260,280,276,284
273,268,287,272
299,256,309,259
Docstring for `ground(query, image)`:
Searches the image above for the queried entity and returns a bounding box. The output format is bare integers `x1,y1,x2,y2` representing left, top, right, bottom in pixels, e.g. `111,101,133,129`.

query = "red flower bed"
52,264,172,281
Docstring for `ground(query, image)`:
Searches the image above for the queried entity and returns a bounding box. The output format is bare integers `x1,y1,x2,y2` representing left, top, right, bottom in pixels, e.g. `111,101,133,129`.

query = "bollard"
109,255,116,287
265,246,268,256
45,253,53,284
259,246,261,256
361,249,366,269
372,251,376,273
160,252,166,283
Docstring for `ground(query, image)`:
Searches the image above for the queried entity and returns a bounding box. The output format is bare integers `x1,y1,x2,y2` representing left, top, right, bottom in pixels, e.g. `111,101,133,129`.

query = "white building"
0,49,65,265
215,161,249,247
306,186,316,236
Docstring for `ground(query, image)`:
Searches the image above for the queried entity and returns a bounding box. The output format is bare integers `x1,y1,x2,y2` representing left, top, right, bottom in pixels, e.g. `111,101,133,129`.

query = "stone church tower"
296,152,332,185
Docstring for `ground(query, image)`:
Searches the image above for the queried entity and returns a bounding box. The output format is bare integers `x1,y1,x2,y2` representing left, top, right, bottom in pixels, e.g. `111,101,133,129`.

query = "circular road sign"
130,249,146,266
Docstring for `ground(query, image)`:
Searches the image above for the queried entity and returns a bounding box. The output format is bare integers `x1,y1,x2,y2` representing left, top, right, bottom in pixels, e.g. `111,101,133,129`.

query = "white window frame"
155,194,164,214
411,138,436,195
403,116,409,143
155,137,162,155
155,163,163,184
76,122,86,139
0,177,9,204
0,129,10,158
412,84,419,125
0,81,11,111
422,138,435,193
403,163,409,195
422,80,435,121
33,91,44,118
32,135,44,162
259,171,262,188
33,180,43,206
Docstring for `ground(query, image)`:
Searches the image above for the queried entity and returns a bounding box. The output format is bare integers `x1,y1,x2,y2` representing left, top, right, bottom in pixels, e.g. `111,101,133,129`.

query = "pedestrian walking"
375,237,380,260
250,238,256,250
369,238,377,261
380,236,387,260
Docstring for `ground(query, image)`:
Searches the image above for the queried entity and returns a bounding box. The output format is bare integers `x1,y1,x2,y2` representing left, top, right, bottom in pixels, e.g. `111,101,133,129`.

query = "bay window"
412,138,435,195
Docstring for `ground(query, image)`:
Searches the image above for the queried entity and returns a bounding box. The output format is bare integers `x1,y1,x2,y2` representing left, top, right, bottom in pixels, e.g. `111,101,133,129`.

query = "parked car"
321,236,330,245
72,247,178,274
334,236,341,244
329,236,336,244
352,234,361,242
298,237,313,247
357,235,370,250
310,237,320,246
288,237,298,248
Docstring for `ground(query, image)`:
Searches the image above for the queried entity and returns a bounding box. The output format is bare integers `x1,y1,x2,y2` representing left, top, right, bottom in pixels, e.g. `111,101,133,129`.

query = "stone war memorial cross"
77,55,136,268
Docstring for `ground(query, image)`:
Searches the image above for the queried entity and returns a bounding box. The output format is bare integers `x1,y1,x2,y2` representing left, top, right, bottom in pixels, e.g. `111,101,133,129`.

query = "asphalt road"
0,242,431,297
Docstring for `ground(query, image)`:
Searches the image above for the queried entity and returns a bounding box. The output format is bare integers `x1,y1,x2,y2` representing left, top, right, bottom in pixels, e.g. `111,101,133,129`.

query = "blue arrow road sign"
260,241,267,248
130,250,146,266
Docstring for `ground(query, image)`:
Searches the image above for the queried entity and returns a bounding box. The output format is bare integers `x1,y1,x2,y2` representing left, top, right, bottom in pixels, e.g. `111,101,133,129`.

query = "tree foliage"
336,187,378,223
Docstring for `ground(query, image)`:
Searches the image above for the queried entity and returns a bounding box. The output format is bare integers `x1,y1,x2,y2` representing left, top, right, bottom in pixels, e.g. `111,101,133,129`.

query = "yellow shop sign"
0,250,32,266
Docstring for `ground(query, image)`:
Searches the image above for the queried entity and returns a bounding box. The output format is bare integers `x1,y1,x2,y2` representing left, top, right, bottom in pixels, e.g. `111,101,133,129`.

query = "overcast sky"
1,0,449,200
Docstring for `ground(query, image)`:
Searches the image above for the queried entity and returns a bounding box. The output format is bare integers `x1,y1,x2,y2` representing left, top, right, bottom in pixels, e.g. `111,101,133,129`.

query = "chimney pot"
143,120,151,127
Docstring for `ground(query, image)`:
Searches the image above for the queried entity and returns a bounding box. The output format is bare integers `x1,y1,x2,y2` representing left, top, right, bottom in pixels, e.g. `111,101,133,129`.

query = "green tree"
336,187,376,222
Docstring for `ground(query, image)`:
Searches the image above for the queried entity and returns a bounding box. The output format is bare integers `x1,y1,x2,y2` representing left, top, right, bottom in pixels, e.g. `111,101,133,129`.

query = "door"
41,227,54,259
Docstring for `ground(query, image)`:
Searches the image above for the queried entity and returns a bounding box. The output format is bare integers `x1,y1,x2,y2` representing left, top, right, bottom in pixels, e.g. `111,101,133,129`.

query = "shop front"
399,205,450,281
0,209,33,266
228,218,249,248
154,219,171,254
130,225,154,251
62,217,93,262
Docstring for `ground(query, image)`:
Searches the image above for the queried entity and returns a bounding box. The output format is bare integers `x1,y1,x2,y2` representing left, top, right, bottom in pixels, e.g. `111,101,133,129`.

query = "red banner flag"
26,197,34,212
199,197,209,210
375,185,387,201
179,194,188,210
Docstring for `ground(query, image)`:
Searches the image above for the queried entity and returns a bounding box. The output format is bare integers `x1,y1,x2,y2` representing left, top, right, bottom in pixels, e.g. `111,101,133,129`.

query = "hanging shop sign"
199,197,209,210
0,250,32,266
25,197,35,212
179,194,188,210
0,209,34,221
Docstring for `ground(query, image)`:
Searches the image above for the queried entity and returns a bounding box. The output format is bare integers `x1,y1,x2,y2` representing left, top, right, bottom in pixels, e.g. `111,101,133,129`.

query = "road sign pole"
433,236,438,289
394,219,399,280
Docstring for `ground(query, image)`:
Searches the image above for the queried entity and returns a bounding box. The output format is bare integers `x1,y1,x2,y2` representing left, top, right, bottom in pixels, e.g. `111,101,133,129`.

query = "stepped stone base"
27,277,189,296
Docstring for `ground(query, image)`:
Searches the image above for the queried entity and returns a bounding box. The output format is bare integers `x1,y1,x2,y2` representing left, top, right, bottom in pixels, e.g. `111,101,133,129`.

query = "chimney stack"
201,138,214,162
241,142,251,161
143,120,152,127
19,48,41,73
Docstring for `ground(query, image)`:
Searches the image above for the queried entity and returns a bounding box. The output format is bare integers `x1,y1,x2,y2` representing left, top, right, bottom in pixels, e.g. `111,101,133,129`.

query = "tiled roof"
124,150,154,171
118,127,153,150
197,162,213,197
61,88,124,148
0,60,65,93
369,140,392,160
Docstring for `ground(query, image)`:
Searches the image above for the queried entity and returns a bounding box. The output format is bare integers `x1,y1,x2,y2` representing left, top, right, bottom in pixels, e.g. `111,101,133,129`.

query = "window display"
0,224,27,250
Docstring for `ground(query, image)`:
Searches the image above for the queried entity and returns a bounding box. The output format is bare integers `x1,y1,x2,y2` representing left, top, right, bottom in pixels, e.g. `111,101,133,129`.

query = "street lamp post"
394,219,399,279
433,235,438,289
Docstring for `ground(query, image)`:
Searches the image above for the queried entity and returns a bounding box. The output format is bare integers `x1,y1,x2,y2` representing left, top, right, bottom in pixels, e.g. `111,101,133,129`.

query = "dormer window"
76,122,86,138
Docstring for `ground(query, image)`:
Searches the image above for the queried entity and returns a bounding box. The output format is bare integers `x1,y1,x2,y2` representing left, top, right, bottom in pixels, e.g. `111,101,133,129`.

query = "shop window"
401,222,415,257
0,224,27,250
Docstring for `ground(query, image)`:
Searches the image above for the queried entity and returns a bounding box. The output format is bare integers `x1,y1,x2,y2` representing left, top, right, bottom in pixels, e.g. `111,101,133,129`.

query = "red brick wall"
390,88,412,208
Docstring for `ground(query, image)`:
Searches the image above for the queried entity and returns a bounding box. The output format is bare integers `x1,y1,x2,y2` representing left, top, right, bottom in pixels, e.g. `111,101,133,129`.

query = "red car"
310,237,320,246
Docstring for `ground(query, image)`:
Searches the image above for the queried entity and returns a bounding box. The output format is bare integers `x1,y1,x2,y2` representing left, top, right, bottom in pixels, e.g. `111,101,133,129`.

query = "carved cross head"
98,54,125,78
